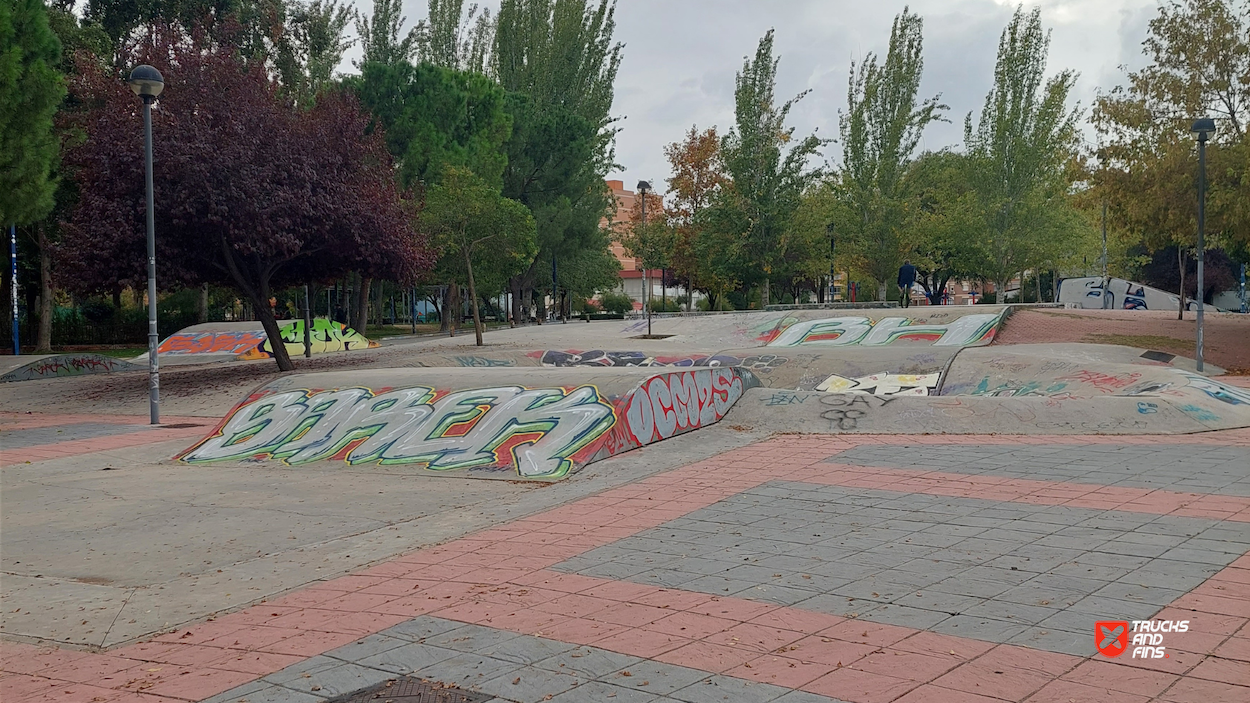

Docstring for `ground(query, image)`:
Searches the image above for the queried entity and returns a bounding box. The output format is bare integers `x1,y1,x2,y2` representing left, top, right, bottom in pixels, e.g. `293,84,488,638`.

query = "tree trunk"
1035,271,1042,304
877,282,888,302
464,248,483,346
509,277,522,327
254,287,294,372
355,276,371,333
35,227,53,353
197,284,209,323
761,278,770,309
446,282,460,336
1177,247,1186,320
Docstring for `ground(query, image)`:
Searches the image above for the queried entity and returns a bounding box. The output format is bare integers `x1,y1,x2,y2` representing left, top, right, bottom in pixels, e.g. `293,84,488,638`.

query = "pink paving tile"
1212,635,1250,662
531,593,613,619
930,646,1079,702
538,617,631,645
805,665,919,703
1188,655,1250,686
357,579,438,598
710,622,806,655
201,626,305,652
27,682,135,703
891,684,1004,703
206,650,303,676
785,636,877,668
891,630,994,661
587,602,673,627
647,611,737,640
118,645,225,668
1171,593,1250,617
310,592,398,613
0,649,92,675
594,628,695,659
1157,677,1250,703
629,588,715,611
747,606,845,635
257,630,362,656
1059,659,1178,697
686,597,778,623
1,675,68,702
579,579,663,603
818,620,914,648
653,640,754,674
140,667,257,701
473,608,571,635
725,654,836,688
853,649,961,683
1025,679,1151,703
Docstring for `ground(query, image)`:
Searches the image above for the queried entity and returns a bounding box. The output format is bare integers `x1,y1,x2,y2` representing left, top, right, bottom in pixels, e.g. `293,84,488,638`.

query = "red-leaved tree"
59,25,432,370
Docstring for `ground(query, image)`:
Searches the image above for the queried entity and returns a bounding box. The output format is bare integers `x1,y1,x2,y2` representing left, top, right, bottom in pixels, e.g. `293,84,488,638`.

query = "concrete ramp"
178,366,760,480
149,319,377,364
0,353,142,383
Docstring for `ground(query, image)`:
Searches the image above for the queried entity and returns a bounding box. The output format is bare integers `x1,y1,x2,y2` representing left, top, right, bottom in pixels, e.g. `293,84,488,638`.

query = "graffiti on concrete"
765,391,810,406
1178,404,1219,421
1181,373,1250,406
1,354,138,382
537,350,788,374
1054,370,1144,393
616,368,751,447
816,372,940,396
239,319,377,360
1136,401,1158,414
970,378,1071,398
767,313,1001,347
180,384,616,479
158,330,266,355
453,356,517,367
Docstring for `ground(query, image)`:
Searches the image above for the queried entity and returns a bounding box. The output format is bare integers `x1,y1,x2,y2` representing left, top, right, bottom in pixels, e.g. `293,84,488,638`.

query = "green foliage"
355,0,417,66
424,167,536,292
556,237,621,299
354,60,511,189
0,0,65,227
276,0,355,102
836,8,946,297
963,5,1084,295
596,289,633,314
415,0,493,72
705,29,825,307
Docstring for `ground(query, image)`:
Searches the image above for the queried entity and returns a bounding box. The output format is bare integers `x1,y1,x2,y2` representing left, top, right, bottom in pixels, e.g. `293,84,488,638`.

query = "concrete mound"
146,319,376,365
178,366,760,480
0,353,142,383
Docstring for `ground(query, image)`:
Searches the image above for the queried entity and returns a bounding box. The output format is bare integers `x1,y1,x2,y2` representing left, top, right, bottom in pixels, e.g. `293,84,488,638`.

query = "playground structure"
177,305,1250,480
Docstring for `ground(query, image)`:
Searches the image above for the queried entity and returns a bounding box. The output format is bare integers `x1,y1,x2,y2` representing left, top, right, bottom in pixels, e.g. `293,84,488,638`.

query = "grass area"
365,321,512,338
1083,333,1193,351
52,347,149,358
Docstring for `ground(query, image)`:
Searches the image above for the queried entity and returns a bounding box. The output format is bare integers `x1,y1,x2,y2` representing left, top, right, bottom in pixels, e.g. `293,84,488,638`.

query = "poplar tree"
837,8,946,300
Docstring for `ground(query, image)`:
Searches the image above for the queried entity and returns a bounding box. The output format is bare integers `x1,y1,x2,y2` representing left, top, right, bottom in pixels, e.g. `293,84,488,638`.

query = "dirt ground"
998,308,1250,374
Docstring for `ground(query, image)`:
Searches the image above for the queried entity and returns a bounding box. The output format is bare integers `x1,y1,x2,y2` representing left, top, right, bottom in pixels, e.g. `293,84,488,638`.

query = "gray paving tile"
534,646,645,679
475,665,581,703
546,680,661,703
604,661,709,695
355,642,459,675
416,652,523,689
383,615,465,642
278,663,392,699
484,635,579,666
670,675,792,702
208,684,327,703
426,623,524,654
324,634,408,663
263,656,342,686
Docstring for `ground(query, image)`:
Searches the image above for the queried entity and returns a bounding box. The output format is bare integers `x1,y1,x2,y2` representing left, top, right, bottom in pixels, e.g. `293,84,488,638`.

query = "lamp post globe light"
129,65,164,424
1190,117,1215,374
636,180,652,337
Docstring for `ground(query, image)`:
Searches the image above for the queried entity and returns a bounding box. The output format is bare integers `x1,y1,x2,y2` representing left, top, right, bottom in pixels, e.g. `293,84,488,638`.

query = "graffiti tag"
181,384,616,478
816,371,939,396
158,331,266,355
767,314,1001,347
622,368,745,445
1180,373,1250,406
765,391,808,406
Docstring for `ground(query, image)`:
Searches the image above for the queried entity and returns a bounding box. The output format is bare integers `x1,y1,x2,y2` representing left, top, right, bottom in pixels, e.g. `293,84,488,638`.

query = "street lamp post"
10,225,17,355
1190,118,1215,373
129,65,165,424
826,223,835,303
637,180,652,337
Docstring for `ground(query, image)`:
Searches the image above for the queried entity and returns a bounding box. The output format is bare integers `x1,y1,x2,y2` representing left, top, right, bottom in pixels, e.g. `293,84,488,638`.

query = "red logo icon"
1096,621,1129,657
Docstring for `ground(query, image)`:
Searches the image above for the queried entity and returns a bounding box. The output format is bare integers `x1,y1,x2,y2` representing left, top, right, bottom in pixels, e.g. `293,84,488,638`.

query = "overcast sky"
342,1,1163,194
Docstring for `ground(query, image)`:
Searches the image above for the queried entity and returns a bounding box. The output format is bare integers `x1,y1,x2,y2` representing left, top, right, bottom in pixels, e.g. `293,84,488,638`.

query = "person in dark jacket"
897,260,917,308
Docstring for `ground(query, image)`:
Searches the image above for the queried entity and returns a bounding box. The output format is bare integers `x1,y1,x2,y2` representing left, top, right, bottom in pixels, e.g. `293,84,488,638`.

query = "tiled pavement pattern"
203,615,844,703
832,445,1250,496
3,431,1249,703
552,482,1250,656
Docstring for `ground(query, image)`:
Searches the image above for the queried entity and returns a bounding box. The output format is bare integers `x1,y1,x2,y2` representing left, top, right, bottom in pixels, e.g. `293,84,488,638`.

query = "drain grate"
1140,350,1176,363
326,677,493,703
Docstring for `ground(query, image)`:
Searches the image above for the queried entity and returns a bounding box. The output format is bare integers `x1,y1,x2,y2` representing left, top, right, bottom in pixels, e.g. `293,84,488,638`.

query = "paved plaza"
3,417,1248,703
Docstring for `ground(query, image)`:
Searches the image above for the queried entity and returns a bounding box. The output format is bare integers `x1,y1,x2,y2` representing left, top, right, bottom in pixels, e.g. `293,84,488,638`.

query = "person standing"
897,260,917,308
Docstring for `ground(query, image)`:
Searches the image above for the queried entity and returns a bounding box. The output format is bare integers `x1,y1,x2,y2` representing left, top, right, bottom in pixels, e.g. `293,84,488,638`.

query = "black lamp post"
826,222,836,303
637,180,652,337
1190,117,1215,373
129,65,164,424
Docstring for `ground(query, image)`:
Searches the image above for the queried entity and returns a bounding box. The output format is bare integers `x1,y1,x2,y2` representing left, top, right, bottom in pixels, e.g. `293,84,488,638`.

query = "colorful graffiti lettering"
238,319,377,360
1178,404,1219,421
1136,401,1159,414
618,368,750,446
816,372,940,396
766,314,1001,347
1055,370,1143,393
1,354,137,383
969,378,1070,397
158,331,266,355
1180,373,1250,406
537,350,788,374
180,384,616,479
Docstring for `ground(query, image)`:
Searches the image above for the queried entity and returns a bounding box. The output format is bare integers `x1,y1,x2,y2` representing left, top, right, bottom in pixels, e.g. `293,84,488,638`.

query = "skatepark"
2,305,1249,703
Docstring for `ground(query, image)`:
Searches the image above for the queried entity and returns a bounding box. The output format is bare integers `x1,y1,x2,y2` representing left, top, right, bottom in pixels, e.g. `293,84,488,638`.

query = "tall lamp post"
826,223,835,303
129,65,164,424
637,180,652,337
9,225,17,355
1190,118,1215,373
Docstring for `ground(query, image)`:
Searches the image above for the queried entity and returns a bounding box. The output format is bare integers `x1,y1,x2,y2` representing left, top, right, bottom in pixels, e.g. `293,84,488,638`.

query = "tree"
415,0,493,73
59,26,432,370
1093,0,1250,315
276,0,355,103
964,5,1082,302
709,29,824,308
1,0,65,229
837,8,946,300
493,0,621,322
619,189,673,308
355,0,417,66
664,126,727,307
423,167,536,345
900,150,988,303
